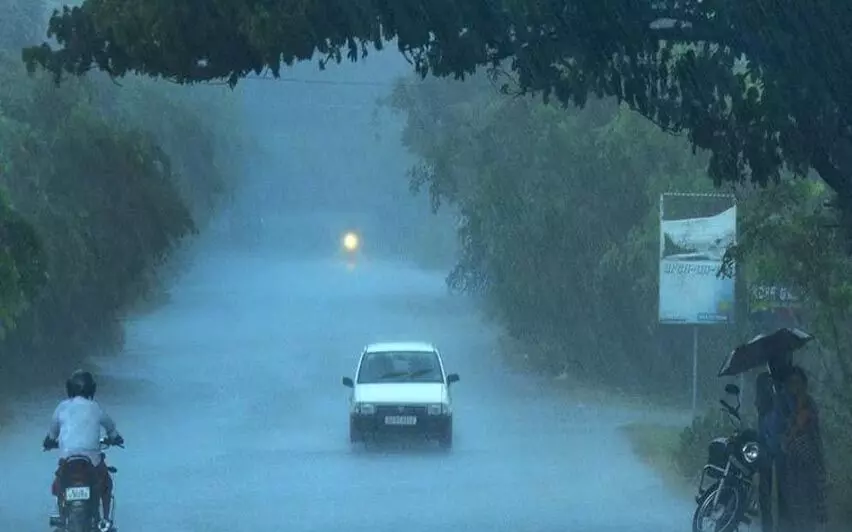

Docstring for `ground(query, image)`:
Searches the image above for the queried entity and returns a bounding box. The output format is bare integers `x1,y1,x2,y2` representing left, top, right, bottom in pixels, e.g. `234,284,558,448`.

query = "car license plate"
65,486,91,501
384,415,417,426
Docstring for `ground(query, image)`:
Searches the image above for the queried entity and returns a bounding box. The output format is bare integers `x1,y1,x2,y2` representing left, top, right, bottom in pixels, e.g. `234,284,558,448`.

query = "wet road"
1,225,693,532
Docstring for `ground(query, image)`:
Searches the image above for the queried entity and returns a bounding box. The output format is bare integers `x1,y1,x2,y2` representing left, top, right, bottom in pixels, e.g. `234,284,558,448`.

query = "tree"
20,1,852,232
727,178,852,389
0,0,246,381
386,73,742,390
0,188,46,335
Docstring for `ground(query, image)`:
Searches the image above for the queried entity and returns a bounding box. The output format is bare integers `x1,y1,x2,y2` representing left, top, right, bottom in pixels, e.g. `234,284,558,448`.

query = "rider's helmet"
66,370,97,399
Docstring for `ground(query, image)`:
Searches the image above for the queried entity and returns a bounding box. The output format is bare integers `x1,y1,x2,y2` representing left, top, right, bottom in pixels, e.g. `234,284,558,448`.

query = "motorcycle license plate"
65,486,91,501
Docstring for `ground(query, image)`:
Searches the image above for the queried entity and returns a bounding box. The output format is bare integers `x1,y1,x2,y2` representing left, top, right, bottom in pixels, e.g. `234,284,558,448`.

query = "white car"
342,342,459,449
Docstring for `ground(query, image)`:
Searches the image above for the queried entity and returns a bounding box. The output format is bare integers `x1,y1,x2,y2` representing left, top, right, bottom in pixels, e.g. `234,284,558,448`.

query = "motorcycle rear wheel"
64,505,94,532
692,483,742,532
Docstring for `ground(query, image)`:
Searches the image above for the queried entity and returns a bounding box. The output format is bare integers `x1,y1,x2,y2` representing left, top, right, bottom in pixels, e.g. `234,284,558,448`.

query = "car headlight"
427,403,450,415
353,403,376,415
742,442,760,463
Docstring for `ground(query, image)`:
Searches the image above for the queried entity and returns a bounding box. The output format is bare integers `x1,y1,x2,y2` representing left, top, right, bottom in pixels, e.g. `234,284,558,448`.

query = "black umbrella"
718,327,814,377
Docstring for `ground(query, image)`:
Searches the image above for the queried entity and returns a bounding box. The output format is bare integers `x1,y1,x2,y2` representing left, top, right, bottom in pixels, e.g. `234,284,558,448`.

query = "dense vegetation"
0,0,246,388
387,74,739,391
388,73,852,527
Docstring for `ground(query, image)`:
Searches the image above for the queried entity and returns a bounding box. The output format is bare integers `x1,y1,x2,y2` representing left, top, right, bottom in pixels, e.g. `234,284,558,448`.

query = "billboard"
659,195,736,324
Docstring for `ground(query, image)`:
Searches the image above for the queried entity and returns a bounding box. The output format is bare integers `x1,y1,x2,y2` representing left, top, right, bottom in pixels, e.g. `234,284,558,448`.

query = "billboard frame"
659,192,738,415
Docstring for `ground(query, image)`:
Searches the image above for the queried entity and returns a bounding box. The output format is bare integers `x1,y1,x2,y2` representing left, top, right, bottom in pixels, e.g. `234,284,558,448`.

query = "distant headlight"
742,442,760,463
427,404,450,415
342,232,359,252
353,403,376,415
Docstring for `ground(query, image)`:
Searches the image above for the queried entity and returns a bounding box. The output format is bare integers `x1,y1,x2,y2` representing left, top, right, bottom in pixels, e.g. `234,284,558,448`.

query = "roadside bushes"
672,408,730,479
0,187,45,329
0,6,245,385
387,73,741,397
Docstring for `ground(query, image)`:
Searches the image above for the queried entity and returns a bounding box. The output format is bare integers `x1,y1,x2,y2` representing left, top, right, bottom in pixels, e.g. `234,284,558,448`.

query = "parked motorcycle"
48,437,124,532
692,384,762,532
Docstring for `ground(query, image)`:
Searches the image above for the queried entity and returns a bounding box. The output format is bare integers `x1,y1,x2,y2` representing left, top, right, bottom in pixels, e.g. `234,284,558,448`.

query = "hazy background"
220,52,458,266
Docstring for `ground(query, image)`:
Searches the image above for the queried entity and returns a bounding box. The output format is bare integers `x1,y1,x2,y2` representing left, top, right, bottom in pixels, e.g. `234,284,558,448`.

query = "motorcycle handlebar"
100,437,125,449
43,438,124,452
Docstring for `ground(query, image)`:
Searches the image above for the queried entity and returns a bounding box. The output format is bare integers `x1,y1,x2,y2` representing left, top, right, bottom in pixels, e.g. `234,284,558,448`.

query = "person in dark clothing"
766,356,793,530
777,365,828,532
755,371,780,532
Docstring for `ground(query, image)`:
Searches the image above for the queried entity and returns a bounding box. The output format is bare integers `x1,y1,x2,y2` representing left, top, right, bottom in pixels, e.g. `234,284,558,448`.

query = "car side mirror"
724,384,740,396
342,377,354,388
447,373,460,384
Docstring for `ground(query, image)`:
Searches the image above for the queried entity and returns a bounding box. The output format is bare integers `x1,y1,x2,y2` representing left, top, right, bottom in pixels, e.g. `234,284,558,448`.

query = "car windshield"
356,351,444,384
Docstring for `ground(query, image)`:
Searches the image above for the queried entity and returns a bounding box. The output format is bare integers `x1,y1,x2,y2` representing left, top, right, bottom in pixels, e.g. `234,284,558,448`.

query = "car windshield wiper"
377,369,434,380
378,371,408,380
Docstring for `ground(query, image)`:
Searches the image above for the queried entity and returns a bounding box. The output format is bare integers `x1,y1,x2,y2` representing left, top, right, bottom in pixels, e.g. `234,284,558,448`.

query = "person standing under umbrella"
771,368,792,531
755,371,781,532
776,366,828,532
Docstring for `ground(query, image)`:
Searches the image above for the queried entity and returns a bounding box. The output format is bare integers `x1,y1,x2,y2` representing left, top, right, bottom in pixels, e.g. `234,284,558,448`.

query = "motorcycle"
692,383,762,532
47,437,124,532
340,230,361,269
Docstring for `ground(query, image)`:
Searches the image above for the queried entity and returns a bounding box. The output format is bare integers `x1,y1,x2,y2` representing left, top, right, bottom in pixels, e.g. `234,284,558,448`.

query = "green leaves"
1,21,243,361
389,74,716,385
732,179,852,374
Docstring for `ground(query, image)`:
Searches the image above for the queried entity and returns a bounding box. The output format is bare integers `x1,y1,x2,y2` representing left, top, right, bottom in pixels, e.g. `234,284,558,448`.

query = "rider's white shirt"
48,397,119,465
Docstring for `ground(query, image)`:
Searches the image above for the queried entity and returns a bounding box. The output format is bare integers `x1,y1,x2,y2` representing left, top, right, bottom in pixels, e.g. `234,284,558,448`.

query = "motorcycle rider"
42,370,124,530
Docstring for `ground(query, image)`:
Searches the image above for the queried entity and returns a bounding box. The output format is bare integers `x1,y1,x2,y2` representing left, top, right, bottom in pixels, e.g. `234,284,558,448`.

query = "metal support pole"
692,326,699,417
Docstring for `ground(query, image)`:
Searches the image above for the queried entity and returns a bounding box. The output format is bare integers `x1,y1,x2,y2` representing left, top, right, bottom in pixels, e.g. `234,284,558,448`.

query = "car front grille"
375,405,428,417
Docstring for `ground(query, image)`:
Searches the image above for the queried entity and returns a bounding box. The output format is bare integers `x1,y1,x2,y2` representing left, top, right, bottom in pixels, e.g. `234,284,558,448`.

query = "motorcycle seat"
62,455,94,466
